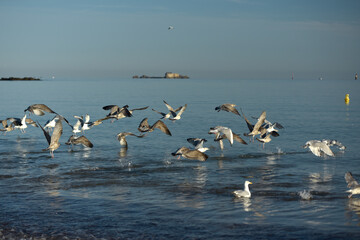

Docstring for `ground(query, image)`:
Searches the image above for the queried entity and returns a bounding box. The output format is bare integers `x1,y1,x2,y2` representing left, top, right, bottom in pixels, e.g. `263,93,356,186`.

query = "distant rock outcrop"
0,77,41,81
132,72,189,79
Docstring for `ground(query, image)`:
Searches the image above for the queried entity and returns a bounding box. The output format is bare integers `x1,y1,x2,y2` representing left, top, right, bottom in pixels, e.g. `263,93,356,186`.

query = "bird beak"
249,182,253,184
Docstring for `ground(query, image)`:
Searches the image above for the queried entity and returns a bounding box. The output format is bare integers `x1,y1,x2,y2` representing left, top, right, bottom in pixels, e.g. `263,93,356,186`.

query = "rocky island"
0,77,41,81
133,72,189,79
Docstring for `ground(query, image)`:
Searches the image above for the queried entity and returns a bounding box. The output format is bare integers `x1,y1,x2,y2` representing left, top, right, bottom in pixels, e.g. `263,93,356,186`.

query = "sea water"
0,78,359,239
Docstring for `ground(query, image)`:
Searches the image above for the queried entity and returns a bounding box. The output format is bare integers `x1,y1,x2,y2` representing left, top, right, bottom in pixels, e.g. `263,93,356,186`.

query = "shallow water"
1,78,360,239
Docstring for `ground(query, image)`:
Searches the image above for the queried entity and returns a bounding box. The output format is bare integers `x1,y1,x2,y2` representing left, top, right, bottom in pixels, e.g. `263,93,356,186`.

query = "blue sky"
1,0,359,80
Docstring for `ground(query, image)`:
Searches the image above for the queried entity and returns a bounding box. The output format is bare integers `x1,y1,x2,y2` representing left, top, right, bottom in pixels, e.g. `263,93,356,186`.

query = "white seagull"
233,181,253,198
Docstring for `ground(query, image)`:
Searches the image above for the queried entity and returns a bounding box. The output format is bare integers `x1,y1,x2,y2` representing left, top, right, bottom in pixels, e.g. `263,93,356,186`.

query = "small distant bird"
65,135,93,148
116,132,145,148
38,117,63,158
233,181,253,198
138,118,172,136
303,139,345,157
172,147,208,161
187,138,209,152
169,104,187,122
345,172,360,198
168,26,174,30
24,104,57,116
215,103,240,116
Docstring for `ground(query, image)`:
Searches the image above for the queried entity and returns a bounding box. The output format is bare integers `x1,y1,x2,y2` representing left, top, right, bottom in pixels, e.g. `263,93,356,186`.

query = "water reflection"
118,147,128,158
233,197,252,212
174,165,208,209
346,198,360,226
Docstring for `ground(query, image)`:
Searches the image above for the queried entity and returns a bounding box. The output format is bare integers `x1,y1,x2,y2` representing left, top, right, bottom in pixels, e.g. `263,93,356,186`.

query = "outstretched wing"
152,120,172,136
345,172,359,188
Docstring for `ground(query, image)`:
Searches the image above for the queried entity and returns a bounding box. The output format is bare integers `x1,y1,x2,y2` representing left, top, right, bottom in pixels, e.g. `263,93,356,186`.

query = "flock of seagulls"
0,101,355,199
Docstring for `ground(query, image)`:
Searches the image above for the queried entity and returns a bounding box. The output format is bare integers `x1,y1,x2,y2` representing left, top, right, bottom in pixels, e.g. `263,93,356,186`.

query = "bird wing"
76,136,93,148
131,106,149,111
345,172,359,188
223,104,240,116
240,109,254,132
219,127,233,145
138,118,150,132
103,105,120,115
176,104,187,117
320,143,335,157
163,100,174,111
252,111,266,133
187,138,201,147
37,121,51,145
184,150,208,161
25,118,38,127
50,119,63,147
152,120,172,136
232,133,247,145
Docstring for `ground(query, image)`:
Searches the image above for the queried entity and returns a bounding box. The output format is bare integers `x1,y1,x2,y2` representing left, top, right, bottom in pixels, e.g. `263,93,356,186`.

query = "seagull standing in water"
345,172,360,198
233,181,253,198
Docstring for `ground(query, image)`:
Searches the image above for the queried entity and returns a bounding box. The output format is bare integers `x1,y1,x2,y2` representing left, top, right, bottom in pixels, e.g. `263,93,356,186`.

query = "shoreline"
0,77,41,81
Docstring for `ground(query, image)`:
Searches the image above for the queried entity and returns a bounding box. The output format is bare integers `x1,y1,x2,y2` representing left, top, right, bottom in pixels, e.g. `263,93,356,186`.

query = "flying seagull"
65,135,94,148
187,138,209,152
24,104,57,116
138,118,172,136
172,147,208,161
241,109,266,141
345,172,360,198
215,103,241,116
38,117,63,158
303,139,345,157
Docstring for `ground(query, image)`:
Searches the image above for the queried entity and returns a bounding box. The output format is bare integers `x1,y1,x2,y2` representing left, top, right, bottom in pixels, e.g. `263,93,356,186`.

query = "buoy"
345,94,350,104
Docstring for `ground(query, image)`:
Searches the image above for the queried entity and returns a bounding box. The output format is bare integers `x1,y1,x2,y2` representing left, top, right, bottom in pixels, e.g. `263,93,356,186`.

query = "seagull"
138,118,172,136
117,132,146,148
44,115,60,131
171,147,208,161
233,181,253,198
37,117,63,158
169,104,187,122
215,103,241,116
70,116,83,135
208,126,234,149
303,139,346,157
65,135,93,148
168,26,174,30
0,119,15,135
187,138,209,152
101,105,132,122
24,104,57,116
256,132,272,148
241,109,266,141
345,172,360,198
152,100,182,119
6,114,37,133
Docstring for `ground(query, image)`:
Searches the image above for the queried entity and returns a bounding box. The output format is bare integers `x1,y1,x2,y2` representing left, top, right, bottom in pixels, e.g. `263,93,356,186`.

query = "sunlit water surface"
1,78,360,239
